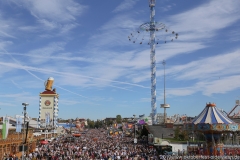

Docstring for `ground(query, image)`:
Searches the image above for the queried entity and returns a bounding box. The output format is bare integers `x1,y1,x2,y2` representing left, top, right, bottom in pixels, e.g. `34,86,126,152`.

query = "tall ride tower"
160,60,170,123
128,0,178,125
149,0,157,125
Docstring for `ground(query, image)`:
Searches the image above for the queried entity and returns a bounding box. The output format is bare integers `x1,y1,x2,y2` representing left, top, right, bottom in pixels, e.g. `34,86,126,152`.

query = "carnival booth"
185,103,239,156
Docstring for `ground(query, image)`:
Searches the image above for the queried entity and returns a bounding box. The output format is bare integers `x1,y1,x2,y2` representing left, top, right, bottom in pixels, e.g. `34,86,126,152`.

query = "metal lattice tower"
128,0,178,125
149,0,157,125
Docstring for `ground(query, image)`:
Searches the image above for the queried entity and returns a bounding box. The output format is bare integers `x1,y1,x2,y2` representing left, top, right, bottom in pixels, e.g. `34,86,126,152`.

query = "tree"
87,119,95,128
116,115,122,123
174,127,190,141
174,126,180,140
94,120,104,128
107,120,113,126
140,125,149,137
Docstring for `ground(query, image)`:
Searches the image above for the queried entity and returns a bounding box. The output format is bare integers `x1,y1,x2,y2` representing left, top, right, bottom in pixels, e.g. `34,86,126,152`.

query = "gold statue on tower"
44,77,54,91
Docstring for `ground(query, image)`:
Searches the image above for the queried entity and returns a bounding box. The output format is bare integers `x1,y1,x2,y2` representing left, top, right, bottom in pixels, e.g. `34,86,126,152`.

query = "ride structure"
160,60,170,124
128,0,178,124
184,102,239,156
227,100,240,118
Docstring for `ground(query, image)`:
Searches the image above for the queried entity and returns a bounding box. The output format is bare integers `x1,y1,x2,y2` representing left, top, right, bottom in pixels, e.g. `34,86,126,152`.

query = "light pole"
22,102,29,160
69,119,73,135
133,115,137,146
69,119,75,142
133,115,136,138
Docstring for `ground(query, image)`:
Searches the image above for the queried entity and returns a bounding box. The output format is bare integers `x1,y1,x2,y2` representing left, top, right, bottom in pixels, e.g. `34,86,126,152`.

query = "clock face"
45,100,51,106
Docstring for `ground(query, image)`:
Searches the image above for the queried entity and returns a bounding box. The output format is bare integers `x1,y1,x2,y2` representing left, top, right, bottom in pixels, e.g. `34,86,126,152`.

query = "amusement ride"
128,0,178,124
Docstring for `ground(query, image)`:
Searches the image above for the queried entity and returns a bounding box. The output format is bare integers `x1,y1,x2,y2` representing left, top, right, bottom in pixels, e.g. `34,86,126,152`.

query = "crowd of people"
5,128,162,160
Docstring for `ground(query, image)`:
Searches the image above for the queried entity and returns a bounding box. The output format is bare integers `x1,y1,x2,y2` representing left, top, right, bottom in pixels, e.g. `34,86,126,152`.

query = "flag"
47,113,49,125
2,116,9,139
45,112,50,125
154,137,162,144
138,119,146,125
16,117,22,133
45,113,47,125
47,113,50,125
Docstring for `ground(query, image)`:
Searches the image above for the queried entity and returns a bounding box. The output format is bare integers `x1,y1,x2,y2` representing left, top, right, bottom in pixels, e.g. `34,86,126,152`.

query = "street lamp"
22,102,29,160
133,115,137,145
133,115,136,136
69,119,73,134
67,119,75,142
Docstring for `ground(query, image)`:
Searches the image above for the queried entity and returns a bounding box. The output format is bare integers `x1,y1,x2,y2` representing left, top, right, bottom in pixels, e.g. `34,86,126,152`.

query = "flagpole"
17,117,19,139
22,103,29,160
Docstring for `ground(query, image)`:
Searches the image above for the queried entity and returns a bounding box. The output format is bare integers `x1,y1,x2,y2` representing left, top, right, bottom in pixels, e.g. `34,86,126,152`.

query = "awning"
73,133,81,137
40,140,48,145
33,133,41,136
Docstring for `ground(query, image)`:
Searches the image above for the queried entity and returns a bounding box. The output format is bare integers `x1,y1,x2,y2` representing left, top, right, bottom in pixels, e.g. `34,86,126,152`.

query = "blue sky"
0,0,240,121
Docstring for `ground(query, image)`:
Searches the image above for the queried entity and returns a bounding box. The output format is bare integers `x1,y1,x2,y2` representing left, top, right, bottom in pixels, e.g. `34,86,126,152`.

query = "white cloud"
159,4,176,12
167,87,197,97
0,14,16,39
37,19,58,30
0,51,92,63
0,41,13,49
169,49,240,81
22,0,87,23
158,49,240,97
228,30,240,42
168,0,240,41
18,26,39,32
1,0,87,35
113,0,139,13
0,59,148,89
0,102,15,107
26,42,66,65
197,76,240,96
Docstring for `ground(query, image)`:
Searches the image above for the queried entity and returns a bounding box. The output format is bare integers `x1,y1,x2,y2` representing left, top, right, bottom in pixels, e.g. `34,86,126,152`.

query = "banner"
16,117,22,133
45,113,48,125
45,112,50,125
138,119,146,125
154,137,162,144
2,116,9,139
